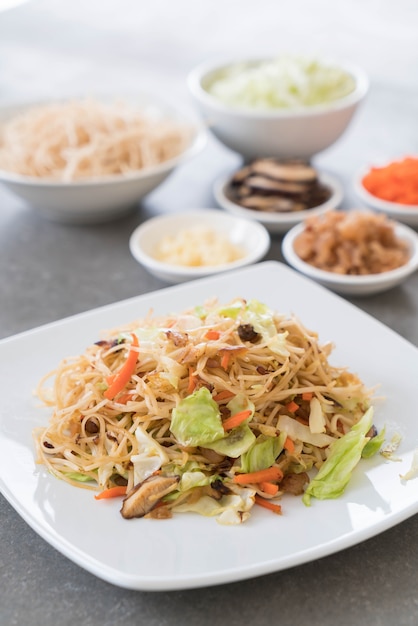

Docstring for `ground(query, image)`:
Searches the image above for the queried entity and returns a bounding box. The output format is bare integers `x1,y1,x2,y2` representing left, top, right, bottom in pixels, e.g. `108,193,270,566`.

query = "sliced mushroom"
120,474,179,519
246,174,311,195
211,478,233,496
231,164,254,184
366,424,378,439
237,323,261,343
199,447,226,464
280,472,309,496
251,159,317,183
239,195,307,213
234,184,252,198
84,418,99,434
219,405,231,419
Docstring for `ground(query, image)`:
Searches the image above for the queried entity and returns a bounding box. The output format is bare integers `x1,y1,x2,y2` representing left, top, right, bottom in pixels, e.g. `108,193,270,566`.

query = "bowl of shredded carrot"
0,96,206,224
355,156,418,228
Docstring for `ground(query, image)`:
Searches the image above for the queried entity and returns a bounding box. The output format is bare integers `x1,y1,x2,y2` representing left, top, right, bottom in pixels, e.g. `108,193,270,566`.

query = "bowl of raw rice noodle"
0,95,206,224
281,209,418,296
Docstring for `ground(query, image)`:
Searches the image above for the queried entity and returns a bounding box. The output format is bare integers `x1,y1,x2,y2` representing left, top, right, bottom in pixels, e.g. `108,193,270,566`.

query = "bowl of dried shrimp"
281,210,418,295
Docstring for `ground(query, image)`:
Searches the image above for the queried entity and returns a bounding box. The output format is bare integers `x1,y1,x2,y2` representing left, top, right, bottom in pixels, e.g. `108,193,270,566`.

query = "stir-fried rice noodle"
34,298,373,523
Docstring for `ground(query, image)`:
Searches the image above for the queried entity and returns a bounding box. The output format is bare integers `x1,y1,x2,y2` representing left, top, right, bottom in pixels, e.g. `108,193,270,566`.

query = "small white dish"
214,171,343,234
282,220,418,296
355,173,418,228
0,96,207,224
129,209,271,283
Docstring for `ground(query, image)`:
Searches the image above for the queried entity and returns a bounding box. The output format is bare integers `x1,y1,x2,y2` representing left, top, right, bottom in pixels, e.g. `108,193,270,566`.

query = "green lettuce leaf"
241,432,286,473
179,470,214,491
243,300,277,338
204,424,256,458
64,472,92,482
217,301,244,319
241,300,290,356
362,426,386,458
303,407,374,505
226,393,255,420
170,387,224,446
194,305,207,319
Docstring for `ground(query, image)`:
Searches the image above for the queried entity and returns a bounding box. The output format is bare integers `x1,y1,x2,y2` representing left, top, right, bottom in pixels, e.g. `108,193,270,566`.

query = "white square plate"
0,261,417,591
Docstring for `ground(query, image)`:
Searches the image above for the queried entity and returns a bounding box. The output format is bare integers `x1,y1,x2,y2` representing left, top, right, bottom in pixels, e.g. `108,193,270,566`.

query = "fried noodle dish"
34,298,382,525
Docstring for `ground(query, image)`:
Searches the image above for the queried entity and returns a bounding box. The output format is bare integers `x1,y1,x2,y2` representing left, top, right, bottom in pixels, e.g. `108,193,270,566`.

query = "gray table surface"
1,2,417,625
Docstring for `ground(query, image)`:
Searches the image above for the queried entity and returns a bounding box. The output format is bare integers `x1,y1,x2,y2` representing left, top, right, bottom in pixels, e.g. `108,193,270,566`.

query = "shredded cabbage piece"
206,56,356,110
174,487,255,525
131,426,169,485
303,407,374,505
400,448,418,481
380,433,402,461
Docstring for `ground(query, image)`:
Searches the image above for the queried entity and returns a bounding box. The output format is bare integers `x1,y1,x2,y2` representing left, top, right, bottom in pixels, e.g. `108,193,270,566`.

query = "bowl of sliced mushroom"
214,159,344,234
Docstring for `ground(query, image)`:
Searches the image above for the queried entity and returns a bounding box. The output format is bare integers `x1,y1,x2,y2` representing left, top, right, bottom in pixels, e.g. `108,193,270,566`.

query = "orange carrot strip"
116,392,134,404
213,390,235,402
104,333,139,400
254,495,282,515
205,330,220,340
233,466,283,485
220,351,230,369
302,392,313,401
284,436,295,453
94,486,127,500
187,367,197,394
286,400,299,413
222,409,252,431
260,481,279,495
69,421,79,437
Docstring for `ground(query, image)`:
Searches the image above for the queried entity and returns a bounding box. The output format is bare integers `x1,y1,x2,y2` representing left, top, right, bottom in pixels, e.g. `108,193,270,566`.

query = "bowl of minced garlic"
129,209,270,282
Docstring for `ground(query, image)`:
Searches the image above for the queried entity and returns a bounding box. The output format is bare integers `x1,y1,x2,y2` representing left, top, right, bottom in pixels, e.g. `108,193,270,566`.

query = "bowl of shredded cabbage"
188,54,368,160
0,95,206,224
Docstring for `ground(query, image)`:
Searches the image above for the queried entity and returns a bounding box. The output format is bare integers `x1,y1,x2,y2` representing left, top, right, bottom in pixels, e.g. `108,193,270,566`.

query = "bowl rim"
214,170,344,227
281,218,418,286
188,55,369,119
354,169,418,215
129,208,271,278
0,96,207,188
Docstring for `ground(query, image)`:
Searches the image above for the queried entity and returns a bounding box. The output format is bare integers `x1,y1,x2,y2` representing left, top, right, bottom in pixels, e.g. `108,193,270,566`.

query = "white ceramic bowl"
355,171,418,228
282,220,418,296
0,96,207,224
214,171,343,234
129,209,271,283
188,56,369,160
